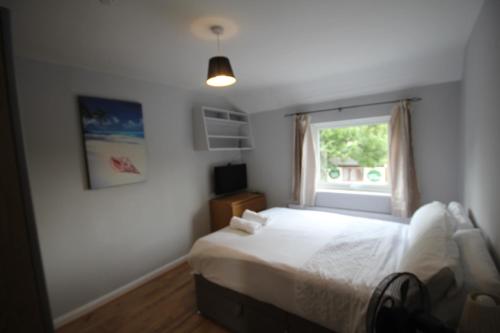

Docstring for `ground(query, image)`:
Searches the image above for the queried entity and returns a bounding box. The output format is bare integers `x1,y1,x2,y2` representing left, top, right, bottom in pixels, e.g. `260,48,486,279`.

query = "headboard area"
468,209,500,272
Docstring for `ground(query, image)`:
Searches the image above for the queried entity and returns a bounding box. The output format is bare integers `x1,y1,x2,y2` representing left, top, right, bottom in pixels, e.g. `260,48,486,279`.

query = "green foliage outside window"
319,124,388,180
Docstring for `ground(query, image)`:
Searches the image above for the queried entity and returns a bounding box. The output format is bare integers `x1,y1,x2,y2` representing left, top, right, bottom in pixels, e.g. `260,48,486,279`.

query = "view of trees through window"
319,123,389,189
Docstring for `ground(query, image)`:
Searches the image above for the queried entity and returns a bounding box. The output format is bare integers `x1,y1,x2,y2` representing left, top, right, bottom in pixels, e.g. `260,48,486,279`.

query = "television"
214,164,247,195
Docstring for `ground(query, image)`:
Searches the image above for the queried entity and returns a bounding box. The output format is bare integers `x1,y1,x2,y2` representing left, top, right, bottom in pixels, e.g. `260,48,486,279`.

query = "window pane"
319,123,389,189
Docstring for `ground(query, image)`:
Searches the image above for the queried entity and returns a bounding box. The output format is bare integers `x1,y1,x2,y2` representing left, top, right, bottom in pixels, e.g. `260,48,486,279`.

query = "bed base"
194,274,334,333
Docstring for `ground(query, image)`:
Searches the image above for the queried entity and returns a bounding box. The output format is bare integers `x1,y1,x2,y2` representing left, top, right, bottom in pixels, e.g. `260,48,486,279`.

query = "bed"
188,206,462,333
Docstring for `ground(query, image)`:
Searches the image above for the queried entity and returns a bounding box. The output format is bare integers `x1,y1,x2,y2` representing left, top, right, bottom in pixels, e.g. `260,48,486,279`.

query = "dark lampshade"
206,56,236,87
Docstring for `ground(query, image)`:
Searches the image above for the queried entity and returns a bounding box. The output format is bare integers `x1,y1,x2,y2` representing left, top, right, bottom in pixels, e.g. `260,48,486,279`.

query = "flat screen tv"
214,164,247,195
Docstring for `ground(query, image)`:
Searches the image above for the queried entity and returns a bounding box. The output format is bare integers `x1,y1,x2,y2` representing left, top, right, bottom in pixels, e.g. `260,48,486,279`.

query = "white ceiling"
1,0,484,113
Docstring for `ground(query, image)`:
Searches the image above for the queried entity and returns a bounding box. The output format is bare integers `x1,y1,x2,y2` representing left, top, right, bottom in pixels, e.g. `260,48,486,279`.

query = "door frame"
0,6,54,332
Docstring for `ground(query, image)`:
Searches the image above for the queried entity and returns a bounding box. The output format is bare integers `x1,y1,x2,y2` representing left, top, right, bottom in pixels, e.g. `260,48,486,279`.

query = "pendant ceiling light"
206,25,236,87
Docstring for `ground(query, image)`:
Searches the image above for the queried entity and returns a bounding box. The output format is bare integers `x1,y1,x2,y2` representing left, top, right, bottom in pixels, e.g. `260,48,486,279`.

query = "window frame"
312,115,391,194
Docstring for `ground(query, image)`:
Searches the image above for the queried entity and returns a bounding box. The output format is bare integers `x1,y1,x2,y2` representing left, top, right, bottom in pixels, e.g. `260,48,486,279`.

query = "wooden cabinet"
209,192,267,231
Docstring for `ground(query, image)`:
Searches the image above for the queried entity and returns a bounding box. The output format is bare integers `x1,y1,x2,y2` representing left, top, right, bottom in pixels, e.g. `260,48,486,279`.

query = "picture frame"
78,96,147,189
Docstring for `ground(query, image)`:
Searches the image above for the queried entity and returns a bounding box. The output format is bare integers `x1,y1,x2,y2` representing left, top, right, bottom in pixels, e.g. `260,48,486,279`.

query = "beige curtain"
292,114,317,206
389,101,420,217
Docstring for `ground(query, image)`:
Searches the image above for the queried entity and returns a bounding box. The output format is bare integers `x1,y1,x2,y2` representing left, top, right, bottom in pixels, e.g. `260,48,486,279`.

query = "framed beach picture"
78,96,147,189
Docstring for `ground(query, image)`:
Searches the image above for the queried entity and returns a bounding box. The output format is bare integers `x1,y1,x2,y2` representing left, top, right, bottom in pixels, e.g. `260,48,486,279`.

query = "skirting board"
53,254,188,329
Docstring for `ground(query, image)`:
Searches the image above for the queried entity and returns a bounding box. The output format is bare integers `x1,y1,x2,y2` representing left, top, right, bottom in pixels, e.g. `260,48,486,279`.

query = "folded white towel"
230,216,262,234
242,209,269,225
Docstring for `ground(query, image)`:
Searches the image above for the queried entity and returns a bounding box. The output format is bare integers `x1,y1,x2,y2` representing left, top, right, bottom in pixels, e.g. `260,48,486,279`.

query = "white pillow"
406,202,454,246
400,202,461,284
448,202,474,230
454,229,500,297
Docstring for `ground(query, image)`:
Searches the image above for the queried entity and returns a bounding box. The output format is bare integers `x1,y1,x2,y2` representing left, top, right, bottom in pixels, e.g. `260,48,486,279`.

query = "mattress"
189,207,408,333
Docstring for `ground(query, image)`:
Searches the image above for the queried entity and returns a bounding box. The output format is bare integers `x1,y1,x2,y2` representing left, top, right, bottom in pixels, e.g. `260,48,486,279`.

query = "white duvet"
188,207,408,333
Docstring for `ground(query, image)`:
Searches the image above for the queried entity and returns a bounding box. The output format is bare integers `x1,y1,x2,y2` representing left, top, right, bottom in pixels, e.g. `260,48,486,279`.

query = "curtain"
292,114,317,206
389,100,420,217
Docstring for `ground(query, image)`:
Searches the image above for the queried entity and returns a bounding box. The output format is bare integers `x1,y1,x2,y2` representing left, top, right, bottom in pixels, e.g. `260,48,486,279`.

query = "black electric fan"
366,272,454,333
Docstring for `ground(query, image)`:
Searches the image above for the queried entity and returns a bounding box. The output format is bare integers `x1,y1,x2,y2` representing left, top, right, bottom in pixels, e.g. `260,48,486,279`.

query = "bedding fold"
295,225,405,333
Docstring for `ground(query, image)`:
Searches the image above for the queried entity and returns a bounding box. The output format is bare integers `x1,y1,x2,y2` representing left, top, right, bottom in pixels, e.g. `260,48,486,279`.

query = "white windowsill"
314,189,392,215
316,189,391,197
288,204,409,224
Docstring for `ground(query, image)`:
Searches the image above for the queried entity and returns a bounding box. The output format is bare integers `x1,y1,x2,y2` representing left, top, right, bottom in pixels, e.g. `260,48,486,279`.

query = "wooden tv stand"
209,192,267,231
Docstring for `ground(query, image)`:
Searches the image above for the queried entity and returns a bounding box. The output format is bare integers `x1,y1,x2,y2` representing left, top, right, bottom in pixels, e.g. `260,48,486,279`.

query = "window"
314,116,390,193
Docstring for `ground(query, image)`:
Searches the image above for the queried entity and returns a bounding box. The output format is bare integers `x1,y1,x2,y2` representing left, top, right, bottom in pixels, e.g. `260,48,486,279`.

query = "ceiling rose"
191,16,239,41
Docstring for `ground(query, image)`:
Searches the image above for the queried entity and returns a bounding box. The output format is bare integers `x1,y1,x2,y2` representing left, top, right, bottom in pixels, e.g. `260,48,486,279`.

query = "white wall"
15,58,240,317
243,82,462,211
461,0,500,266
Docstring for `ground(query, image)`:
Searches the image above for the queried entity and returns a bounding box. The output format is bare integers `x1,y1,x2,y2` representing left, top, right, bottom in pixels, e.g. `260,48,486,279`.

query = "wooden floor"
57,262,228,333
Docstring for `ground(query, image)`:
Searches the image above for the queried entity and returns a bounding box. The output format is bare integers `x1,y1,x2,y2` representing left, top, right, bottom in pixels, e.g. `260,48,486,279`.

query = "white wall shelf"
207,135,249,139
193,106,254,151
205,117,248,125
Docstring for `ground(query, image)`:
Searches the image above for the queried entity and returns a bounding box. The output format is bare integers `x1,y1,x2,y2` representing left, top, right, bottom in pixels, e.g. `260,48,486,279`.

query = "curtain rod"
283,97,422,118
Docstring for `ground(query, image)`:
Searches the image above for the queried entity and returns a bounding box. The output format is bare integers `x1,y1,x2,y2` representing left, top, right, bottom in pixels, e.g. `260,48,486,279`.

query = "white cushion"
448,202,474,230
400,202,461,285
454,229,500,296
